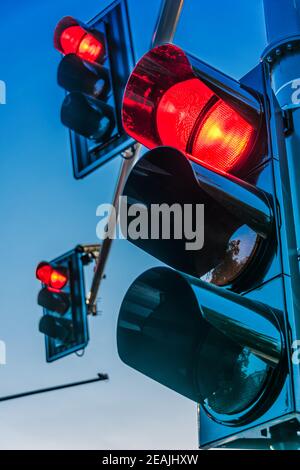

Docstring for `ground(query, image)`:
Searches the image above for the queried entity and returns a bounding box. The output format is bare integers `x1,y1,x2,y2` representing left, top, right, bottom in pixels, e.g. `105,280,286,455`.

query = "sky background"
0,0,267,449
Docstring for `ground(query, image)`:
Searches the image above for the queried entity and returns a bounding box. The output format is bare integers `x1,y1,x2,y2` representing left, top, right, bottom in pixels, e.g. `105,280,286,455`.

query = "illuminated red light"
54,18,104,64
77,34,103,63
156,79,214,151
60,26,86,55
122,44,258,174
191,100,255,172
36,263,68,290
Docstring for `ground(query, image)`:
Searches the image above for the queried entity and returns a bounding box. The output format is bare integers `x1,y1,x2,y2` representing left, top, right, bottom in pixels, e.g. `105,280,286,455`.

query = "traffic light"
121,44,275,288
36,247,89,362
118,266,285,418
53,0,135,178
116,43,300,448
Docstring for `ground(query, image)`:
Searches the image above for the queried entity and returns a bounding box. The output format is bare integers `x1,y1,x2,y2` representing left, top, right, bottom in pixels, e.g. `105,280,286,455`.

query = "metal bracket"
282,109,294,136
121,143,140,159
76,244,101,265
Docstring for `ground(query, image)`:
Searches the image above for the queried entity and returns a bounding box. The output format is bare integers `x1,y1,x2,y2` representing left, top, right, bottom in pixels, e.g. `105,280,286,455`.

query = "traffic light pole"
87,0,185,313
263,0,300,253
262,0,300,450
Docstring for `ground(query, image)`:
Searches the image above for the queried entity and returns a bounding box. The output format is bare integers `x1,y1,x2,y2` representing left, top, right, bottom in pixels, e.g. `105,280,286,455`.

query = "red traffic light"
54,16,105,64
36,262,68,290
122,44,261,175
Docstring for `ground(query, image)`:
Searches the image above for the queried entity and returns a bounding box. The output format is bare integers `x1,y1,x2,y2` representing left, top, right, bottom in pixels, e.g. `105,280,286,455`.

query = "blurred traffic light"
36,247,89,362
53,1,135,178
54,16,105,63
54,15,114,142
116,43,298,448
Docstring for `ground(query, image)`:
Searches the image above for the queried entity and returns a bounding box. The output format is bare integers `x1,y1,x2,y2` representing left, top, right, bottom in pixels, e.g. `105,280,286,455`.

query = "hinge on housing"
282,109,294,137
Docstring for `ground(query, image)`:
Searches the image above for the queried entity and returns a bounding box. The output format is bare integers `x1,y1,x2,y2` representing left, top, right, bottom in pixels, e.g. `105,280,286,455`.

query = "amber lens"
201,226,259,286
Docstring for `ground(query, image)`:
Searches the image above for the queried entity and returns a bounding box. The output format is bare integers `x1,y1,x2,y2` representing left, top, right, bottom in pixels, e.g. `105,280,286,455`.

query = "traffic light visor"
117,267,285,424
122,44,261,175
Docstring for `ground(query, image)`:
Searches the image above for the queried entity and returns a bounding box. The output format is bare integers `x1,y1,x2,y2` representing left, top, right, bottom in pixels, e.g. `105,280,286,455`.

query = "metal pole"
262,0,300,252
87,0,185,313
152,0,184,47
0,374,108,403
262,0,300,448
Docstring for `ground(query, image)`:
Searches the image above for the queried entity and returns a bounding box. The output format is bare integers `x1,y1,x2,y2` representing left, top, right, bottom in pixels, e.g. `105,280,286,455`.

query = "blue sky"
0,0,267,449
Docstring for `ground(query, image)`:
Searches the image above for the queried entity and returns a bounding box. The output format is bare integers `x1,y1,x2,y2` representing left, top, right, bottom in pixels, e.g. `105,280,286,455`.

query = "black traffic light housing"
117,267,286,424
116,43,300,449
121,44,279,292
54,0,135,178
36,247,89,362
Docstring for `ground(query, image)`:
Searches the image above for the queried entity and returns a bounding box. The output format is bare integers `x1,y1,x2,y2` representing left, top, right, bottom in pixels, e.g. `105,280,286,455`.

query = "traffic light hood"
122,146,274,286
117,267,285,425
122,43,264,176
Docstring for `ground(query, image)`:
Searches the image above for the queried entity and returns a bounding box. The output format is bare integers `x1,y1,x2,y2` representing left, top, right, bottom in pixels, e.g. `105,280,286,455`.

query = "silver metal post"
87,0,185,313
152,0,184,47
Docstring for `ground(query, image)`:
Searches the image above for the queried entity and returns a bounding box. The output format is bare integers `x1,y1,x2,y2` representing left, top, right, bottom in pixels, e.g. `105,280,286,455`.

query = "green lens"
194,326,271,416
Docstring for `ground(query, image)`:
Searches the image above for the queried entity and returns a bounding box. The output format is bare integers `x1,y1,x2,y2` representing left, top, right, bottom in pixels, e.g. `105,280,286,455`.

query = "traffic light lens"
49,270,68,290
156,78,255,173
78,34,103,63
195,326,270,416
60,26,85,55
201,226,259,287
61,92,115,141
156,78,214,151
58,24,104,63
36,262,68,290
123,44,260,175
36,264,52,285
191,100,256,172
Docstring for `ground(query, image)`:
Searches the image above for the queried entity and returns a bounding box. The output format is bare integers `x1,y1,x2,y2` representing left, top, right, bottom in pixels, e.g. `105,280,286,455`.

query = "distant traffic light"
53,1,135,178
36,262,68,290
54,16,115,143
117,43,298,448
36,247,89,362
54,16,105,63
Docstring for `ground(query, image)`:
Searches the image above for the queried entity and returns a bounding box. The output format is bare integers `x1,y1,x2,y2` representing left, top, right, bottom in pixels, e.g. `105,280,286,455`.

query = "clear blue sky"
0,0,267,449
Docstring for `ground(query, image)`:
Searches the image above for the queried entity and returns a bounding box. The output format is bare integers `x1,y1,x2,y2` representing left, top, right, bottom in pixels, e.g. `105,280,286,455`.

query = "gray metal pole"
262,0,300,255
263,0,300,49
87,0,185,313
152,0,184,47
262,0,300,449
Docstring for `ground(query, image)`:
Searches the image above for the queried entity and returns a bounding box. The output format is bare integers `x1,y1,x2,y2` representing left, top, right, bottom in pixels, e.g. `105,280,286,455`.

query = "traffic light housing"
121,44,276,290
36,247,89,362
122,44,265,177
54,0,135,178
116,43,300,448
117,267,285,423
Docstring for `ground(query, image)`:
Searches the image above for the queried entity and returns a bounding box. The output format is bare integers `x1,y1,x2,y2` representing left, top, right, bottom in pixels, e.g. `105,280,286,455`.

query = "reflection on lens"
194,326,271,416
201,225,259,287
